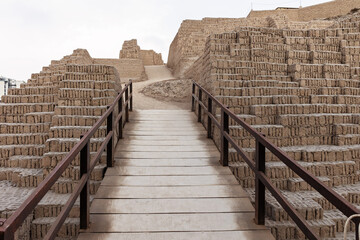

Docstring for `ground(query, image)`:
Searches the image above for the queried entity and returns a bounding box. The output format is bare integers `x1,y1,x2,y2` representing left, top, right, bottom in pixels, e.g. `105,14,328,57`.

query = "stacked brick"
120,39,141,59
0,49,120,239
186,12,360,239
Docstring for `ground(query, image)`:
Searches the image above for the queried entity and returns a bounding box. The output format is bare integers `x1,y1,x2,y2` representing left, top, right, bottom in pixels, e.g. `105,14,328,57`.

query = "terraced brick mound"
0,49,121,239
185,12,360,240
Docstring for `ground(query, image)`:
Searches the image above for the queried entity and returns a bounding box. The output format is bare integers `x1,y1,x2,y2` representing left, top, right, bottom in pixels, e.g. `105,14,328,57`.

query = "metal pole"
207,97,212,138
255,139,266,225
198,89,202,123
191,83,195,112
80,135,90,229
125,86,129,122
220,109,229,166
107,109,114,167
118,97,123,140
129,81,133,112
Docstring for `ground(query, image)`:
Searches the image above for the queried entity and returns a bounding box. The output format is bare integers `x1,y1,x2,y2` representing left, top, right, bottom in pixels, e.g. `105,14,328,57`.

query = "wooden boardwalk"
78,110,274,240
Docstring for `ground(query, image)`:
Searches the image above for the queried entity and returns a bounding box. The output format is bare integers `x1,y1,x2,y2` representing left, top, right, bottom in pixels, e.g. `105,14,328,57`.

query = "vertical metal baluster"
220,109,229,166
118,96,123,140
255,139,266,225
198,88,202,123
107,109,114,168
207,97,212,138
191,83,195,112
80,134,90,229
125,86,129,122
129,81,133,112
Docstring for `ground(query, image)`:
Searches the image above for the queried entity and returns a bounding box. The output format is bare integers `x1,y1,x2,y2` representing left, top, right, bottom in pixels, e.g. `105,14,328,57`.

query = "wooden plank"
123,135,209,140
105,166,231,176
118,140,215,146
125,123,203,128
124,124,204,130
95,185,249,199
124,130,204,136
90,198,254,214
101,175,238,186
115,145,218,152
124,127,204,131
79,109,275,240
115,151,220,159
130,117,196,121
87,213,267,232
115,158,220,167
130,110,193,115
78,231,275,240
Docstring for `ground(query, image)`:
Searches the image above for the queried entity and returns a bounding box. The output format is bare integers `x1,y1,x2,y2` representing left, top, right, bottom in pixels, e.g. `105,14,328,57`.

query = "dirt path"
129,65,189,110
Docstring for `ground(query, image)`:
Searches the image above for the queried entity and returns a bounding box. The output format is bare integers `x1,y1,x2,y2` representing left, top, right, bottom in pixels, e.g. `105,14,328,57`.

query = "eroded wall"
248,0,360,21
93,58,147,81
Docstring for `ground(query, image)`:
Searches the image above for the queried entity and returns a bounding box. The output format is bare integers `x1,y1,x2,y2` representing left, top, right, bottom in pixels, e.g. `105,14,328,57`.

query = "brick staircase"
186,12,360,240
0,49,121,239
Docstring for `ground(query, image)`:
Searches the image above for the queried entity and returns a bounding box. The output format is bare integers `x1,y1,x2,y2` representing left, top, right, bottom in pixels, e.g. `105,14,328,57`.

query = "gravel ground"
126,65,190,110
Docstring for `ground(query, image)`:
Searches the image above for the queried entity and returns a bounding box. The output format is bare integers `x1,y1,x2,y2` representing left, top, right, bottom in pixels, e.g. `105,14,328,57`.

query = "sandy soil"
125,65,190,110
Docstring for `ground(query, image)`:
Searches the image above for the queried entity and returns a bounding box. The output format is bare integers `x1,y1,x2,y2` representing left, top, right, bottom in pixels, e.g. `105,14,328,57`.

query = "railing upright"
198,88,202,123
118,96,123,139
255,139,266,225
107,110,114,168
191,83,195,112
125,87,129,122
207,96,212,139
79,135,90,229
220,108,229,166
130,81,133,112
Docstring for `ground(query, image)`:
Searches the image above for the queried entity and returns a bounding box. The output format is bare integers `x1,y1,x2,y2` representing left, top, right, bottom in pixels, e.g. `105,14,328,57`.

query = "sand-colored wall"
247,9,299,21
140,50,164,65
93,58,147,80
248,0,360,21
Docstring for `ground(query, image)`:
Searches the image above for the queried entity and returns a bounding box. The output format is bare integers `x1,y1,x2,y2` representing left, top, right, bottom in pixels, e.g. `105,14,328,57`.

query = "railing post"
198,88,202,123
191,83,195,112
80,134,90,229
356,223,360,240
118,97,123,139
207,96,212,139
220,108,229,166
107,108,114,168
0,225,13,240
125,86,129,122
255,138,266,225
129,81,133,112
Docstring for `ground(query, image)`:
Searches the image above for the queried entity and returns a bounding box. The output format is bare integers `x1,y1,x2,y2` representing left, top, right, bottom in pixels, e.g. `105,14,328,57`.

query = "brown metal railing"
192,81,360,240
0,80,133,240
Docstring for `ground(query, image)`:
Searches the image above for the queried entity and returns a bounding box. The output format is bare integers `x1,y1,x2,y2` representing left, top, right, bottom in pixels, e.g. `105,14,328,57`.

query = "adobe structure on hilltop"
94,39,164,82
168,0,360,78
0,44,163,239
120,39,164,66
168,0,360,239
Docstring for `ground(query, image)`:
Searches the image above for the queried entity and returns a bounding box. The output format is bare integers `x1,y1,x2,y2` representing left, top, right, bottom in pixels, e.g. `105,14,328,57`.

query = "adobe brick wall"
248,0,360,21
93,58,147,81
140,50,164,65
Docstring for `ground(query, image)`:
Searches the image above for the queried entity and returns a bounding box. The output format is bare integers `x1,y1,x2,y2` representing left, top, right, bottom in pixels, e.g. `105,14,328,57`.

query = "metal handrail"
192,80,360,240
0,80,133,240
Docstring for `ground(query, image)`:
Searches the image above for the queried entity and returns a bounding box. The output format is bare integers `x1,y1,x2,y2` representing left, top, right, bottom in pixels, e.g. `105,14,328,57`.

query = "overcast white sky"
0,0,331,80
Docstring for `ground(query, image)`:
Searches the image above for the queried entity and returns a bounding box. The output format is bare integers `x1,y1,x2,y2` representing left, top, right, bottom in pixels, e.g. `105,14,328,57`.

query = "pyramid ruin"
168,1,360,239
0,43,162,239
3,0,360,239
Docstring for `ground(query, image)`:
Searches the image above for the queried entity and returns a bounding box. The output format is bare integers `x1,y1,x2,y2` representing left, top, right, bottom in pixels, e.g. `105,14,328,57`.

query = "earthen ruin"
3,0,360,239
0,45,163,239
167,0,360,239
